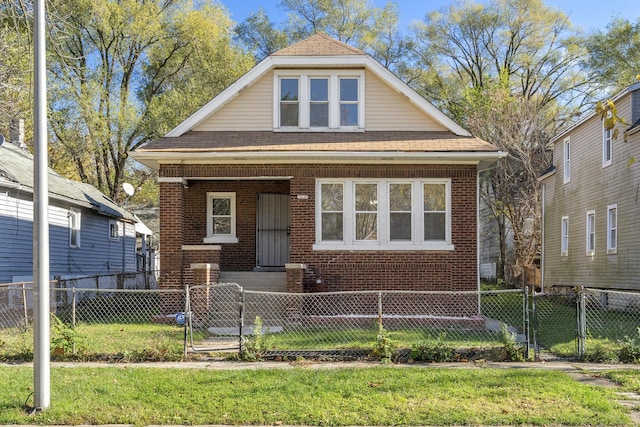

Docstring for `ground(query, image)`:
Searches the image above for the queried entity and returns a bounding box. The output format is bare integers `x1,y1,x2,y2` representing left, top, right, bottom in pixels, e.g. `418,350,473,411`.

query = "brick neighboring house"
131,33,504,300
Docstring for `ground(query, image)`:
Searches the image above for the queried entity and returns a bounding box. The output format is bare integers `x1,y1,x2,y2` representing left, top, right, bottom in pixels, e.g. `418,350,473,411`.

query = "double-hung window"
607,204,617,254
315,179,452,250
204,192,238,244
603,124,612,167
561,216,569,256
276,71,364,130
109,220,122,240
69,209,81,248
586,210,595,256
563,137,571,183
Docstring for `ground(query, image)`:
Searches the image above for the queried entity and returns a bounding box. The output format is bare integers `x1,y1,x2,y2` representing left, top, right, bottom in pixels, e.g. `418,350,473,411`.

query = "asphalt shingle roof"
272,32,366,56
0,141,135,221
138,131,498,153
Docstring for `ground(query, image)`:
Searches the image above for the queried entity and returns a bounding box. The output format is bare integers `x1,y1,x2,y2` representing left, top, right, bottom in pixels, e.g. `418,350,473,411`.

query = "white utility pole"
33,0,50,411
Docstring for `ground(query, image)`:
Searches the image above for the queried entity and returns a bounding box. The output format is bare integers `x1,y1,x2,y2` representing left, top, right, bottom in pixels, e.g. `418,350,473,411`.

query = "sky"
221,0,640,33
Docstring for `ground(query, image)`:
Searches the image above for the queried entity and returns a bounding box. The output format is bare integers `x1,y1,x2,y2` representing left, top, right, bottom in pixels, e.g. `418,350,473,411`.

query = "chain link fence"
2,279,640,362
186,284,528,360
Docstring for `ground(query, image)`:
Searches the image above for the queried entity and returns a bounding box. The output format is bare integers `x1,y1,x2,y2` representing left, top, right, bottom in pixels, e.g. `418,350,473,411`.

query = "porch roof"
132,131,504,171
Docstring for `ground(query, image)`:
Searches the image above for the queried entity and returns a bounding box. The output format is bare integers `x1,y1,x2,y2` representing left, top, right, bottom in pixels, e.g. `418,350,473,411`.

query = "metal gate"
531,289,578,360
185,283,243,353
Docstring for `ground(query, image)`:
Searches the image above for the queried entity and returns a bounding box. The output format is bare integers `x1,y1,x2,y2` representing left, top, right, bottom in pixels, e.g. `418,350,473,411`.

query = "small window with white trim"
603,123,612,167
69,209,81,248
607,204,617,254
586,210,595,256
204,192,238,244
109,220,120,240
561,216,569,256
563,137,571,183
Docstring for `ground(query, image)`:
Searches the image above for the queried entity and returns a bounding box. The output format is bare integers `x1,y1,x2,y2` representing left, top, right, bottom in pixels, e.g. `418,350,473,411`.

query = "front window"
315,179,452,251
561,216,569,256
279,78,299,127
586,210,595,256
310,78,329,128
69,209,81,248
607,204,617,253
320,183,343,241
275,71,364,130
339,78,359,127
204,192,238,244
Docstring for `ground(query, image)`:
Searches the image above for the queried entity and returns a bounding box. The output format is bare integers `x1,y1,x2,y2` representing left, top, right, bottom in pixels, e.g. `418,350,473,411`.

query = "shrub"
371,324,396,364
498,324,524,362
240,316,272,361
618,328,640,363
411,333,454,362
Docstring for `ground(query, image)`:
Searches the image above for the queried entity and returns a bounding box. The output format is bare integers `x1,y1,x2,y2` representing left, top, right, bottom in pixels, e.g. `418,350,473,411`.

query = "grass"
604,370,640,393
0,323,197,362
0,365,633,426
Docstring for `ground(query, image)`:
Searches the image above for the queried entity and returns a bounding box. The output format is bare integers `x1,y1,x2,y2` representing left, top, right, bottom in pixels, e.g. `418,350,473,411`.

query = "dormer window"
275,71,364,131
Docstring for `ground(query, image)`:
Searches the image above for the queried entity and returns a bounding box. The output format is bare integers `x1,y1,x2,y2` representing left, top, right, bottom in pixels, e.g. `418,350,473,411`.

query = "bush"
370,324,396,363
498,324,524,362
411,333,454,362
618,328,640,363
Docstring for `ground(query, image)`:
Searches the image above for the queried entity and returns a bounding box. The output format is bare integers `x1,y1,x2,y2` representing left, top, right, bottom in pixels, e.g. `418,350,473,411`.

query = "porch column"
285,263,306,324
190,263,220,322
158,179,185,313
285,263,306,292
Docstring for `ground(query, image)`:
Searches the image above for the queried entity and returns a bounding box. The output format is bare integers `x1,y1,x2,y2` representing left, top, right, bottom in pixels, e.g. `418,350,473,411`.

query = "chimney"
9,118,26,149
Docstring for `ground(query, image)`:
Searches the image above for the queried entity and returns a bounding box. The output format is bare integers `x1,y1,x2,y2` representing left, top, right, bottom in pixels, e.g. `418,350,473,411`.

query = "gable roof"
272,32,366,56
551,82,640,144
162,33,473,138
0,141,135,222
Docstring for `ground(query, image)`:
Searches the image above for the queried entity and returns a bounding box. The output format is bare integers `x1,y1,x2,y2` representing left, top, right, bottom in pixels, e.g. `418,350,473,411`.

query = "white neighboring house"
0,136,152,285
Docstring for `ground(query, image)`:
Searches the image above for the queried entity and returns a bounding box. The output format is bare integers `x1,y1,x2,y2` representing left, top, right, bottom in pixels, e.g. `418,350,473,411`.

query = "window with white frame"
586,210,595,256
69,209,81,248
109,220,120,240
561,216,569,256
607,204,617,253
563,137,571,183
315,179,452,250
275,71,364,130
204,192,238,244
603,123,612,167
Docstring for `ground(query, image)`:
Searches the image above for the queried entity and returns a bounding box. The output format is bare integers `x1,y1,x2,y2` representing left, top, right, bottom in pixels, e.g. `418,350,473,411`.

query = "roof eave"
131,150,506,171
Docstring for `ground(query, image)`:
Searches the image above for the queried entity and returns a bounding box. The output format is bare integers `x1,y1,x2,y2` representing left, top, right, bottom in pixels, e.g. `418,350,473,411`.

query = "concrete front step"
218,271,286,292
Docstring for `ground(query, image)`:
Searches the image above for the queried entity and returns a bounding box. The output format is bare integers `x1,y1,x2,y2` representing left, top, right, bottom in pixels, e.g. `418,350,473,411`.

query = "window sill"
586,251,595,257
312,242,455,251
203,236,239,244
274,127,364,133
607,249,617,255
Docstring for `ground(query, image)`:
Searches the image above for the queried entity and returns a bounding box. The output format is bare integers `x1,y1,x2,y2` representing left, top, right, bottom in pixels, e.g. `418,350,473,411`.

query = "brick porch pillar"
190,263,220,323
285,263,306,324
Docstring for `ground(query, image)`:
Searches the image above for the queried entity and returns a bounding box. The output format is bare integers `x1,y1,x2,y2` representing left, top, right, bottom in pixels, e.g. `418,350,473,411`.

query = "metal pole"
33,0,50,411
577,286,586,360
22,283,29,327
72,287,76,328
523,286,530,360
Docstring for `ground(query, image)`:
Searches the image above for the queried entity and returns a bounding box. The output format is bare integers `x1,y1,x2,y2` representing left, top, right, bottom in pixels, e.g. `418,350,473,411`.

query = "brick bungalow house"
131,33,504,302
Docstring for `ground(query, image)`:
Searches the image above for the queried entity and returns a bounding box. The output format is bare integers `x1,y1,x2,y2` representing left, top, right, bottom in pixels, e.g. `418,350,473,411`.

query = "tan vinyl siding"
543,94,640,291
194,70,448,132
193,74,273,131
365,71,447,131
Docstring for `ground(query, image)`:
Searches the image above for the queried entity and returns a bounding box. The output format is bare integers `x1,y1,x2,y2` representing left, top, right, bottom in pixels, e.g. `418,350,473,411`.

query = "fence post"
577,286,586,359
523,286,530,360
239,286,245,355
21,282,28,327
183,286,190,357
377,292,383,330
72,287,77,328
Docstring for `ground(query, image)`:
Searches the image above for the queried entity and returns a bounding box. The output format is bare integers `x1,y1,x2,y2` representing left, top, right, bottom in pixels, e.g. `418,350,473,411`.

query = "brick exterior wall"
159,163,478,293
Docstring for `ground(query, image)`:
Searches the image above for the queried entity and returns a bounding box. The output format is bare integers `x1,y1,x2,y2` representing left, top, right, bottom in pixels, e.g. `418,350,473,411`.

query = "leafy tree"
0,1,32,141
235,0,412,73
585,18,640,95
46,0,253,203
408,0,588,281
